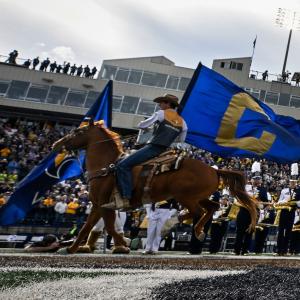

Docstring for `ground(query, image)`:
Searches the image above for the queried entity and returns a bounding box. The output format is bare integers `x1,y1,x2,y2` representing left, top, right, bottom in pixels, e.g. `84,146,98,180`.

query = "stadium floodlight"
275,8,300,77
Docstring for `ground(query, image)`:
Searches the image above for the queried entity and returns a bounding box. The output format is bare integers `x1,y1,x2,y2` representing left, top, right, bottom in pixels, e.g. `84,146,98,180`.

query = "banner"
178,64,300,163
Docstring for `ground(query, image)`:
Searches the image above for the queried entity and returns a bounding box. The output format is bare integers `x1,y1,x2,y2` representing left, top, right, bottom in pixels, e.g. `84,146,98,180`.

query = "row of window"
112,95,159,116
0,80,100,108
245,88,300,108
1,79,300,119
220,61,243,71
0,79,159,116
100,65,191,91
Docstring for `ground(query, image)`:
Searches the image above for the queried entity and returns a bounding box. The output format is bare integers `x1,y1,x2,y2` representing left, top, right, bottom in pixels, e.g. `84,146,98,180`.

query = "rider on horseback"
102,94,188,210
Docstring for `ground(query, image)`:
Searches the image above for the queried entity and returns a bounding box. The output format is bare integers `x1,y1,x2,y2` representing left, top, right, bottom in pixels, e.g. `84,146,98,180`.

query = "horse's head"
52,118,123,155
52,118,96,152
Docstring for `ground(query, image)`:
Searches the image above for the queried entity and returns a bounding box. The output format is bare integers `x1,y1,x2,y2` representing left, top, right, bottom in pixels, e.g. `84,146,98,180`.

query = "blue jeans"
116,144,167,199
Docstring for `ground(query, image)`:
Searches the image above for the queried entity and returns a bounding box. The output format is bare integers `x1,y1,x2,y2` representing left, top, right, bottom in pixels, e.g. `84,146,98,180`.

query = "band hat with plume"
291,163,299,176
251,161,261,173
153,94,179,107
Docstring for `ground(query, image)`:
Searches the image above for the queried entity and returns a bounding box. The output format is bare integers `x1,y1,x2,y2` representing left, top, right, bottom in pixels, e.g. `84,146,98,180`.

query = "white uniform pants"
92,211,127,234
145,208,170,252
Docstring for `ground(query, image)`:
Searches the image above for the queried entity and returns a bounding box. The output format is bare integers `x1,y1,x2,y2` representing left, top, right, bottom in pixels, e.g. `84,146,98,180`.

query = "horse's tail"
216,169,257,231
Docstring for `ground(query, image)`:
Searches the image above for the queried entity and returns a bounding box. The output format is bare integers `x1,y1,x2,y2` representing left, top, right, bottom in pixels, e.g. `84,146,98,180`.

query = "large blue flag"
0,80,113,225
178,64,300,163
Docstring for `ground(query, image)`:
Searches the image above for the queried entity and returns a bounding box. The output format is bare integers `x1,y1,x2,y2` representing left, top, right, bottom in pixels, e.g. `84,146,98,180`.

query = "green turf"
0,270,119,289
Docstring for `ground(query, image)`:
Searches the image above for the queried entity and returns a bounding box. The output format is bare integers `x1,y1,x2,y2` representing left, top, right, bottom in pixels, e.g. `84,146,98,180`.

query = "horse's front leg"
66,207,102,254
102,209,130,253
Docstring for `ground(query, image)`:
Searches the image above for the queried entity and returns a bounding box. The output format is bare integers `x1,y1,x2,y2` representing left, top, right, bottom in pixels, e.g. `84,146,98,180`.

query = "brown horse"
53,120,257,254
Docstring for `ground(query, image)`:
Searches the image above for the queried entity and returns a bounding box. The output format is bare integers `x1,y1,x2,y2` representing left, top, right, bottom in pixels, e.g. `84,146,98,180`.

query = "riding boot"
101,188,131,210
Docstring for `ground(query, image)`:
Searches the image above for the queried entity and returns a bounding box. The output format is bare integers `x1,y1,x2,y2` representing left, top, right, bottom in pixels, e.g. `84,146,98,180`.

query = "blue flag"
0,80,113,225
178,64,300,163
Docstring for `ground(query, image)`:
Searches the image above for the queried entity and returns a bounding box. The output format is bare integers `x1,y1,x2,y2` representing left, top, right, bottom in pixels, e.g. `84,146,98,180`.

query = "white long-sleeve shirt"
138,109,188,142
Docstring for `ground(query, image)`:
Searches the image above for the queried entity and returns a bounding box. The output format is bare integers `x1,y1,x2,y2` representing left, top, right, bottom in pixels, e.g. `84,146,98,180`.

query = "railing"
0,54,100,79
250,69,296,85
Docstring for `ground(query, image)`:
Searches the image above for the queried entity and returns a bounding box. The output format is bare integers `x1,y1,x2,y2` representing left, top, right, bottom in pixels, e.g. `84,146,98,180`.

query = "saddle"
138,150,185,202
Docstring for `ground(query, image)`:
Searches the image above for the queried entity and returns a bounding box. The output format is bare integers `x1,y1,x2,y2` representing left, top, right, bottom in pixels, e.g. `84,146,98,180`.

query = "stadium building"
1,55,300,132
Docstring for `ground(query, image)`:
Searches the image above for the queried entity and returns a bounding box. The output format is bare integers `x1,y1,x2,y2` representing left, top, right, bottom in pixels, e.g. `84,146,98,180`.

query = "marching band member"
143,199,178,255
275,178,300,255
209,193,231,254
254,202,275,254
290,208,300,255
234,173,267,255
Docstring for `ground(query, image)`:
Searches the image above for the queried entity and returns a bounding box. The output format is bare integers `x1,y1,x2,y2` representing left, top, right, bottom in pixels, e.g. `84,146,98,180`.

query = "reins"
85,133,137,148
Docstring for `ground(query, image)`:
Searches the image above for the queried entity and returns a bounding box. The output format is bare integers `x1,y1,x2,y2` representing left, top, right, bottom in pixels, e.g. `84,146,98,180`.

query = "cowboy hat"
153,94,179,107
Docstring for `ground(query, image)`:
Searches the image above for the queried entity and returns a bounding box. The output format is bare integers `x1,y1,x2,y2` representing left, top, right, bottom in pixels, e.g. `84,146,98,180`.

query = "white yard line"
0,268,244,300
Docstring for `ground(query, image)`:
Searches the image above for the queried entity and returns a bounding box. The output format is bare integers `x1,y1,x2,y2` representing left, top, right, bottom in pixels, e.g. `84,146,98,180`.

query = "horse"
52,119,257,254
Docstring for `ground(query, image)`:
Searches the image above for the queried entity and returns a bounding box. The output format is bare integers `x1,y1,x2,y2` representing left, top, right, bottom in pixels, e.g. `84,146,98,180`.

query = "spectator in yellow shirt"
0,195,6,207
66,198,80,215
0,147,11,158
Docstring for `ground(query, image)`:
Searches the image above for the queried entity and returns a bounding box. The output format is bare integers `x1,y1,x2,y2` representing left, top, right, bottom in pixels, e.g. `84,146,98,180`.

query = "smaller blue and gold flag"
0,80,113,225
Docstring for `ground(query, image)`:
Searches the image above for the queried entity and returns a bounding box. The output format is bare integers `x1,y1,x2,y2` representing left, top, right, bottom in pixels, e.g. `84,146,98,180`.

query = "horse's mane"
80,120,124,154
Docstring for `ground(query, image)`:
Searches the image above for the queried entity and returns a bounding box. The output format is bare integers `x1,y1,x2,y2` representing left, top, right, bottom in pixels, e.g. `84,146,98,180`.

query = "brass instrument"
255,223,276,231
273,201,298,226
227,203,240,220
292,224,300,232
274,201,298,211
212,217,230,225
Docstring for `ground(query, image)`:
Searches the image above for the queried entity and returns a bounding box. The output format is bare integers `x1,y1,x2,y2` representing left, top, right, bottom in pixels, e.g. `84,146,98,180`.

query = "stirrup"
101,188,131,210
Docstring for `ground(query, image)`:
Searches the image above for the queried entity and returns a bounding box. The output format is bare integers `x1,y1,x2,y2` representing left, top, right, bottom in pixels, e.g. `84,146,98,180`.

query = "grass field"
0,252,299,299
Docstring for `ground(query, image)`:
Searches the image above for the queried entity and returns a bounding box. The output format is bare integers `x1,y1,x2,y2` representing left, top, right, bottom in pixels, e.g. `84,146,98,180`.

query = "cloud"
35,42,46,47
41,46,76,63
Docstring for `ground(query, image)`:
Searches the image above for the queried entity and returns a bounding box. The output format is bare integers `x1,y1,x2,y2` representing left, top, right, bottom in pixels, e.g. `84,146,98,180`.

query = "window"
46,86,68,105
229,61,243,71
128,70,142,84
290,95,300,108
237,63,243,71
26,84,49,102
120,96,139,114
178,77,190,91
84,91,100,108
220,61,230,69
64,90,87,107
278,93,290,106
245,88,260,99
265,91,279,105
230,62,237,69
0,80,10,95
6,80,30,100
112,95,123,112
166,76,179,90
115,68,130,82
141,72,168,87
101,65,117,80
137,99,156,116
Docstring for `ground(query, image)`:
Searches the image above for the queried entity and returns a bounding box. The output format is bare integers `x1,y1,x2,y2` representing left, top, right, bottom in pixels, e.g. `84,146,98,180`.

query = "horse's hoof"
56,247,70,255
77,245,93,253
111,246,130,254
196,231,206,242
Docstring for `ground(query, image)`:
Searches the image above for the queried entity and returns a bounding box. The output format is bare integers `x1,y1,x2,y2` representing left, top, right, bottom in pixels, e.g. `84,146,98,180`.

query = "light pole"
275,8,300,77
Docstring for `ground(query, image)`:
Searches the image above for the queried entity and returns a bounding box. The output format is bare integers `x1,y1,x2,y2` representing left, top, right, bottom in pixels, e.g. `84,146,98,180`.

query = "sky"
1,0,300,76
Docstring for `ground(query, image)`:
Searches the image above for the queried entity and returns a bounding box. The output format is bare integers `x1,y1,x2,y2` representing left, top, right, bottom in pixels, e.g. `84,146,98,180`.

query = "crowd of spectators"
2,50,98,79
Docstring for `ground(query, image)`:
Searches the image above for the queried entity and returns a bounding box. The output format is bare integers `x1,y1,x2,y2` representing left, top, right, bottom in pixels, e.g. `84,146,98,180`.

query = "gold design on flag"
215,92,276,155
54,150,68,167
